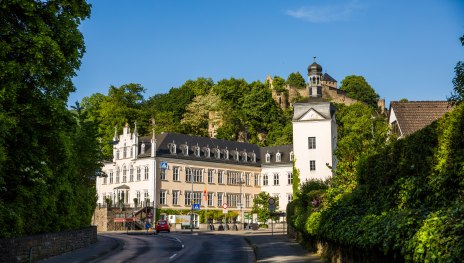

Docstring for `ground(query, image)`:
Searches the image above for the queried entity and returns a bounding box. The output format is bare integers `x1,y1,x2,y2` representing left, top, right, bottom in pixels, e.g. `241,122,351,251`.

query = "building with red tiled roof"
388,101,453,138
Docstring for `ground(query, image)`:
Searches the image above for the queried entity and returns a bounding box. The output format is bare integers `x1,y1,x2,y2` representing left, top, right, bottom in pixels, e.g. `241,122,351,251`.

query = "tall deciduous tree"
0,0,96,237
286,72,306,89
181,92,221,136
449,34,464,105
339,75,379,109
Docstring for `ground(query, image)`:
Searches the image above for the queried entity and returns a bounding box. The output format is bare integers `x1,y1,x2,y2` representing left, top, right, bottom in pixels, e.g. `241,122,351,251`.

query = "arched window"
129,165,134,181
205,147,210,158
290,151,294,161
116,167,120,183
265,153,270,163
169,142,177,154
251,152,256,163
276,152,281,162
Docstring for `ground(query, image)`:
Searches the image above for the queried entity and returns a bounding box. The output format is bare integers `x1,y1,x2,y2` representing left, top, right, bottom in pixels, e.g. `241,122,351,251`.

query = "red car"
156,220,170,233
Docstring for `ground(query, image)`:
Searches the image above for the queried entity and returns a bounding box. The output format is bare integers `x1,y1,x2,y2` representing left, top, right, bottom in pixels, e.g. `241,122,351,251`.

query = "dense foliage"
288,102,464,262
0,0,100,238
340,75,379,109
449,34,464,105
286,72,306,89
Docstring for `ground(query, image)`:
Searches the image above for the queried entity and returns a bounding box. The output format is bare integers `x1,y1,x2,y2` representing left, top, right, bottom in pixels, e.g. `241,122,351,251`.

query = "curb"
243,237,258,262
85,235,124,263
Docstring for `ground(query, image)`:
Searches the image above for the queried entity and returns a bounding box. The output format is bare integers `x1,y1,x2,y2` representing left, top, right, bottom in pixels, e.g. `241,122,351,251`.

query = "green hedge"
289,103,464,262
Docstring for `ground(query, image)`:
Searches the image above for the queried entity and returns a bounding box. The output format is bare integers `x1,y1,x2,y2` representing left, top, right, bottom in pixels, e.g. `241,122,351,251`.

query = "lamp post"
190,167,194,233
240,173,243,230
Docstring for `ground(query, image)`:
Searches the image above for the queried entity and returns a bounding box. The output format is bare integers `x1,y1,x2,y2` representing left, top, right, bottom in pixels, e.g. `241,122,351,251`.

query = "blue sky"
70,0,464,107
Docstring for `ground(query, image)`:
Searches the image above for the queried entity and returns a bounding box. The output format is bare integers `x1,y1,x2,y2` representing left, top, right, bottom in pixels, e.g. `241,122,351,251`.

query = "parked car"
156,220,170,233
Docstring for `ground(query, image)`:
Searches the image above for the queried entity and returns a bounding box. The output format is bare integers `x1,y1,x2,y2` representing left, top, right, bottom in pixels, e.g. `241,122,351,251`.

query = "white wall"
261,164,293,213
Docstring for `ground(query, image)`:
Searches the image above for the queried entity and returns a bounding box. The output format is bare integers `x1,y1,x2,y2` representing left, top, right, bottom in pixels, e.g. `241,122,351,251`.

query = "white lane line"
169,253,177,260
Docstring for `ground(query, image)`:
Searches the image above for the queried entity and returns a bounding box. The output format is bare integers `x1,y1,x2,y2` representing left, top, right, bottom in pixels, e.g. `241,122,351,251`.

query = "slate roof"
293,99,336,120
322,73,337,82
138,132,262,167
261,144,293,165
390,101,453,137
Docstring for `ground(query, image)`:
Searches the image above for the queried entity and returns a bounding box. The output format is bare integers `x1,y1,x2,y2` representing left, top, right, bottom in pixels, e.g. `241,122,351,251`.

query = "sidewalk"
39,228,323,263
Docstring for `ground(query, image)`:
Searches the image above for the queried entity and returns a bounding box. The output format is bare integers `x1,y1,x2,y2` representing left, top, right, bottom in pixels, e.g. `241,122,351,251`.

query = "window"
137,167,141,181
116,168,120,183
122,166,127,183
276,152,281,162
245,173,250,186
245,194,251,208
254,173,260,186
195,146,200,157
173,167,179,181
263,174,268,186
136,191,141,205
217,192,223,207
227,171,241,185
224,149,229,160
234,151,239,161
290,151,294,161
273,173,279,185
226,193,241,207
170,142,177,154
103,173,107,184
308,137,316,149
214,148,220,159
172,190,179,205
144,166,149,180
160,169,166,180
265,153,270,163
182,145,189,156
242,152,247,162
218,170,224,184
123,143,126,158
185,191,202,206
115,149,119,160
208,169,214,183
251,153,256,163
129,166,134,182
207,193,214,206
288,172,293,185
310,160,316,171
287,194,293,203
186,168,203,183
160,190,166,205
205,147,210,158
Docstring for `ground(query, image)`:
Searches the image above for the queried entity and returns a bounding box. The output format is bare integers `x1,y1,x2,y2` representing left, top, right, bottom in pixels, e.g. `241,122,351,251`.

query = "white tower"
292,97,337,182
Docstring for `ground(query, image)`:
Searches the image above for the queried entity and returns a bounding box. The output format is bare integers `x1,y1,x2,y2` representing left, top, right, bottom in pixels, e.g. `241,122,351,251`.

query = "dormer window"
182,144,189,156
141,143,145,154
234,150,239,161
276,152,281,162
195,146,200,157
242,151,247,162
169,141,176,154
251,152,256,163
290,151,294,161
205,147,210,158
214,148,220,159
265,153,270,163
224,149,229,160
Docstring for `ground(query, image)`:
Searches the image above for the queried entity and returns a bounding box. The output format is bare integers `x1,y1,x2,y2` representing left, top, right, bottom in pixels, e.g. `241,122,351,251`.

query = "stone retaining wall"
0,226,97,263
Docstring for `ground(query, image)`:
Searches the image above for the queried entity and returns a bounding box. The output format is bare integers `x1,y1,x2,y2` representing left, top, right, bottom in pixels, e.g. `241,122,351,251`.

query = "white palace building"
95,61,338,229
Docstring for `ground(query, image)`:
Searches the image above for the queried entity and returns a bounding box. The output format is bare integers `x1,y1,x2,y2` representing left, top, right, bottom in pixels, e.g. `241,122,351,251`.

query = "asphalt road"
91,232,253,263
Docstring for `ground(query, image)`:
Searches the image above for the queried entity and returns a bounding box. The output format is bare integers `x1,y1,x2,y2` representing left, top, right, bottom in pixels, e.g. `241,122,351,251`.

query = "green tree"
181,92,221,136
286,72,306,89
0,0,94,238
182,77,214,97
271,76,286,93
98,84,146,157
251,192,277,223
449,34,464,105
339,75,379,109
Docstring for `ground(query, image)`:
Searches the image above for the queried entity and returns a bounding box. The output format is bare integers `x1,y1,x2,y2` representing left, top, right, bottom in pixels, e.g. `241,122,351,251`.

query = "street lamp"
189,167,194,233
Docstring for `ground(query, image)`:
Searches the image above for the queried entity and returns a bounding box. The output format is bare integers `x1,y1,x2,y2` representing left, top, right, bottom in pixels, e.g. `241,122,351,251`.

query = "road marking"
169,253,177,260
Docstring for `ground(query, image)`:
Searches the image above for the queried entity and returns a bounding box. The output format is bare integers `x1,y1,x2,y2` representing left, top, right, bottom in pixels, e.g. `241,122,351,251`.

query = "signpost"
268,198,275,236
160,162,168,170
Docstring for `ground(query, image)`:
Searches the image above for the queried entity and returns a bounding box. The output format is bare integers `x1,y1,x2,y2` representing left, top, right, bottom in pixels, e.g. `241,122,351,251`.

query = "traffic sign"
222,209,228,214
268,204,275,212
193,203,201,210
160,162,168,170
268,197,275,205
222,203,228,209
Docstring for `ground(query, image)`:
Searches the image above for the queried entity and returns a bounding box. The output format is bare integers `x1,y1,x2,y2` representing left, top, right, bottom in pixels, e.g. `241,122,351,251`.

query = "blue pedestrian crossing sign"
192,203,201,210
160,162,168,170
